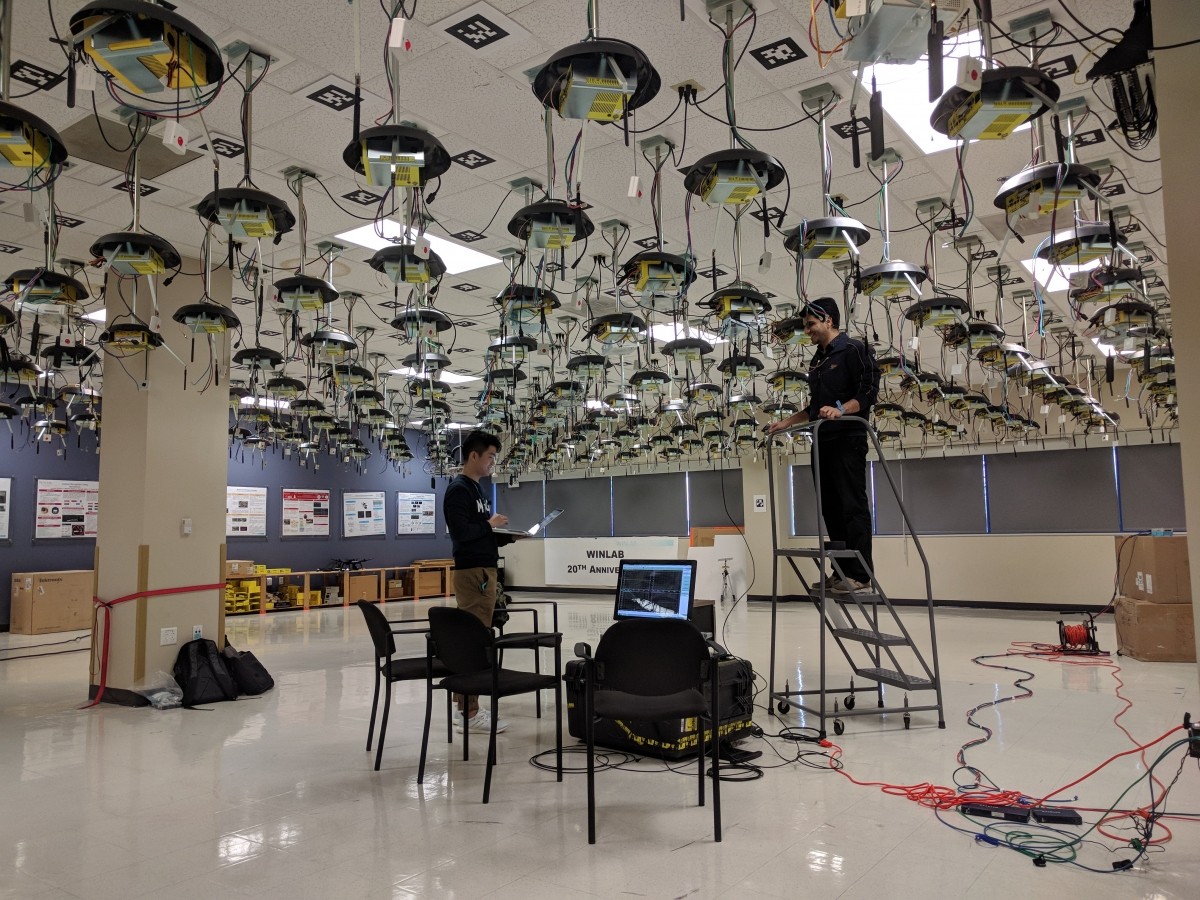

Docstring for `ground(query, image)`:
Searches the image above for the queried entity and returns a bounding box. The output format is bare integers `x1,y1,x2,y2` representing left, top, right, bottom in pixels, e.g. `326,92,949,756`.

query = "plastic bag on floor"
133,670,183,709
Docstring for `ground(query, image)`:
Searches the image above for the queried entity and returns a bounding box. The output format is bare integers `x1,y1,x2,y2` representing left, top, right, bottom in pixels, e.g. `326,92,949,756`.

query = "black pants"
812,434,872,583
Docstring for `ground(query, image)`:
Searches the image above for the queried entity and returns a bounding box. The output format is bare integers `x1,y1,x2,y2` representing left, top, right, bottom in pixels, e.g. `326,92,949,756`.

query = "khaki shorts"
453,567,497,627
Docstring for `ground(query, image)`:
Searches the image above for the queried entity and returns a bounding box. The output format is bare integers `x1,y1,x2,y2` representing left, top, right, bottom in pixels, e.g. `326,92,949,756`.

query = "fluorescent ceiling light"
649,323,725,345
240,396,291,410
1021,257,1103,293
388,366,480,384
860,31,1029,154
336,221,501,275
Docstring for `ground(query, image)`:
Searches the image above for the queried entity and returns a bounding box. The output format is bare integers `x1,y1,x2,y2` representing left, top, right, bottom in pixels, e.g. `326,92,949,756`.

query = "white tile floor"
1,595,1198,899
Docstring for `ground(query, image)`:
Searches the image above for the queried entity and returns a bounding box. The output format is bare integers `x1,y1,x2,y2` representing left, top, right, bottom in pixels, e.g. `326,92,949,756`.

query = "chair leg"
586,695,596,844
482,698,498,804
554,646,563,782
462,707,470,760
418,683,434,783
697,715,706,808
710,715,722,842
374,678,392,771
367,665,381,752
445,692,453,744
533,647,542,718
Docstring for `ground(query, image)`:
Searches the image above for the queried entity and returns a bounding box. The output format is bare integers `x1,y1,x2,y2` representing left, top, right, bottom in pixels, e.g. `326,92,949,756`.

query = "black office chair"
574,618,723,844
493,599,560,717
356,600,451,772
419,606,563,803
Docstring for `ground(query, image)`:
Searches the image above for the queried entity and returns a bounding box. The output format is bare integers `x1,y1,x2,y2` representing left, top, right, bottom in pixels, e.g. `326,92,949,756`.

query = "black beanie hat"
802,296,840,329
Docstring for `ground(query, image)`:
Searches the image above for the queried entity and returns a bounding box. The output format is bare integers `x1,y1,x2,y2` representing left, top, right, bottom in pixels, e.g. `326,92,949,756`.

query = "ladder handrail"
766,416,933,606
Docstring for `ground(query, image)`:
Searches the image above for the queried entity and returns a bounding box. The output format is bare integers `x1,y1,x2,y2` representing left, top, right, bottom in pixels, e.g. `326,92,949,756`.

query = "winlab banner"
543,536,680,587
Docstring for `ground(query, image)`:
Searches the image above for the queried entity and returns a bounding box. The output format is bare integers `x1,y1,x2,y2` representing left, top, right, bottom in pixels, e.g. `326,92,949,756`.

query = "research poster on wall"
34,478,99,539
343,491,386,537
0,477,10,540
544,536,680,587
226,486,268,536
281,488,330,536
397,492,436,535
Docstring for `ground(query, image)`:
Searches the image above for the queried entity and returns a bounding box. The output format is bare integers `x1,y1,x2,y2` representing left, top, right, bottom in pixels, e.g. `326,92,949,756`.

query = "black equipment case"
565,657,755,759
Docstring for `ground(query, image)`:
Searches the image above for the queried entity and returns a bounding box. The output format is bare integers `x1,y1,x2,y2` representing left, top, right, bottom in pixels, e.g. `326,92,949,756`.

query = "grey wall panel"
545,476,611,537
688,468,745,527
1118,443,1186,532
986,447,1119,533
790,465,820,536
613,472,688,536
873,456,987,535
495,480,544,530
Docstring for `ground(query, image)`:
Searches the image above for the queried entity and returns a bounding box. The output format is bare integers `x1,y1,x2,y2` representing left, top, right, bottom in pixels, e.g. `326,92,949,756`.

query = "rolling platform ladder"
765,418,945,737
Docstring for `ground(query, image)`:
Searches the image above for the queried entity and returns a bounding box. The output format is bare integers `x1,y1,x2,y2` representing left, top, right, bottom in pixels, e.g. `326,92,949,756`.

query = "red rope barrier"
82,582,226,709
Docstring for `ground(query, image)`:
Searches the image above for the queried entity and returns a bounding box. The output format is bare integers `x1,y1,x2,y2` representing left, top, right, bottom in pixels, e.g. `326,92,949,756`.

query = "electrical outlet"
160,627,177,646
669,79,705,97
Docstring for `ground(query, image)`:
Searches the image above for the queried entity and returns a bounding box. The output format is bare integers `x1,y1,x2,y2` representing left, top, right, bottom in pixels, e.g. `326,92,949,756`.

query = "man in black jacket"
443,429,515,732
767,297,881,592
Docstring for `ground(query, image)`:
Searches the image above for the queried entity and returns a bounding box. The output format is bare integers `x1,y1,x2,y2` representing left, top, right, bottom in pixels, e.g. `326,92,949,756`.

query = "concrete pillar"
1154,2,1200,679
89,260,232,704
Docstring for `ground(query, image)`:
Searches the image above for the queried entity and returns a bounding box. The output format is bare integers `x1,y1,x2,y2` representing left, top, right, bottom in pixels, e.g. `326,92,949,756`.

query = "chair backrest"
356,599,396,659
428,606,494,675
593,618,709,696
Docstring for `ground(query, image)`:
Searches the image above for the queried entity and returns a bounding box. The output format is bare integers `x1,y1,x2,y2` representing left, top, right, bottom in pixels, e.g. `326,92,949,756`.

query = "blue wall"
1,429,452,628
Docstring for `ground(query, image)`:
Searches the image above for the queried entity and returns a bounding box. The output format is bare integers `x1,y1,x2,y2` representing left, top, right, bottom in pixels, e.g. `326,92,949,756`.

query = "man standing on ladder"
766,297,882,593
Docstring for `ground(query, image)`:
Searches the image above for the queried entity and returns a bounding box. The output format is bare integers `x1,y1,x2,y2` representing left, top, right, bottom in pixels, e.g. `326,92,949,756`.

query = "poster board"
397,492,436,535
0,477,10,540
34,478,99,538
226,486,268,537
343,491,387,537
281,488,330,536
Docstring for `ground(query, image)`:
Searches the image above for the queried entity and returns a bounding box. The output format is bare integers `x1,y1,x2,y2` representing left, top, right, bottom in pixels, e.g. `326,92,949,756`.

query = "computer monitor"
613,559,697,622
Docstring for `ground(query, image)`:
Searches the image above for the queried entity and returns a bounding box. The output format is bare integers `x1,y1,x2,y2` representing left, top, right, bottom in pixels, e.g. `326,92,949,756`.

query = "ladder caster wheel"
776,700,791,714
843,694,855,710
903,713,911,730
833,719,845,736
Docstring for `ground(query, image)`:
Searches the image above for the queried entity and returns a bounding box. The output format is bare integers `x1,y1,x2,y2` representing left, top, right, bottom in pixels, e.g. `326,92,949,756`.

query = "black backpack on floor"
222,641,275,696
172,639,239,707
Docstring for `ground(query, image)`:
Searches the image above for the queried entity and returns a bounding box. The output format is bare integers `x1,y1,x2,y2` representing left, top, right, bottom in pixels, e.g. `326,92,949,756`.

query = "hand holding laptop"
492,508,564,538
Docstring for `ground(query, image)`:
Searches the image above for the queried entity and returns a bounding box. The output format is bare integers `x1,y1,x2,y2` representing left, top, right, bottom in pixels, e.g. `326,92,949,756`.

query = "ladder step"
808,591,885,605
778,548,861,559
831,627,908,647
858,667,935,690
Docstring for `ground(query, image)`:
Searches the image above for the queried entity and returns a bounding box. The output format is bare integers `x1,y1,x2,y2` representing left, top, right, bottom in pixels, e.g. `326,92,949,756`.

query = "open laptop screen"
613,559,696,622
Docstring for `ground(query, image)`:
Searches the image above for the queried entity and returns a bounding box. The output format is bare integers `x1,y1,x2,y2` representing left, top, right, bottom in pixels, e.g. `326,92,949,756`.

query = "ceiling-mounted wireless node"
301,328,356,361
172,302,239,334
496,283,561,324
784,216,870,261
682,149,786,206
904,295,968,329
343,124,451,188
931,67,1058,141
196,187,295,240
858,260,926,298
587,312,647,346
620,250,694,304
8,270,88,307
0,101,69,177
995,163,1102,218
1069,267,1144,305
508,199,595,250
273,275,337,311
369,244,446,285
90,232,180,276
533,38,660,122
390,307,452,337
702,284,771,327
1036,222,1128,266
70,0,223,111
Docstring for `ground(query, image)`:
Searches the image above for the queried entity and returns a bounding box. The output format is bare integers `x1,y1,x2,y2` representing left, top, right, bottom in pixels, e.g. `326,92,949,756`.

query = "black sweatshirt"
443,474,513,569
805,332,882,441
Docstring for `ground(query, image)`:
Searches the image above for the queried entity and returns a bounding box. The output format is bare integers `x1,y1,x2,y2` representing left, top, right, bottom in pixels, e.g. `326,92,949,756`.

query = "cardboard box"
225,560,256,577
690,526,743,547
1114,595,1196,663
1116,536,1191,604
9,570,94,635
347,574,377,603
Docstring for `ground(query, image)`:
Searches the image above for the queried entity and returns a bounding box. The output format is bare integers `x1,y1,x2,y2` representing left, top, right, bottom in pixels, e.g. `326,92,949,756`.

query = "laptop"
493,507,564,538
612,559,697,622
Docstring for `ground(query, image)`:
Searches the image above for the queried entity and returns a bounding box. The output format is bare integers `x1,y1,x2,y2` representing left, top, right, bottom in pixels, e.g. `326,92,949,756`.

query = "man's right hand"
488,514,509,528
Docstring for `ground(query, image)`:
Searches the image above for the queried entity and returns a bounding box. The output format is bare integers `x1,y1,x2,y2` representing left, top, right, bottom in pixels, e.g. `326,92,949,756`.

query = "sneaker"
454,708,509,733
827,576,867,594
